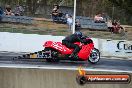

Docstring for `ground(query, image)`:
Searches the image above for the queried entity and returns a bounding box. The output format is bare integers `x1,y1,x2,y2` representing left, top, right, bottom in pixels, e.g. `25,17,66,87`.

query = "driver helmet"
74,31,83,38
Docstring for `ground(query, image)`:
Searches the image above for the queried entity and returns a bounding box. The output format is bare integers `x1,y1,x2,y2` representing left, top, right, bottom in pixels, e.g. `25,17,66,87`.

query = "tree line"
0,0,74,14
76,0,132,25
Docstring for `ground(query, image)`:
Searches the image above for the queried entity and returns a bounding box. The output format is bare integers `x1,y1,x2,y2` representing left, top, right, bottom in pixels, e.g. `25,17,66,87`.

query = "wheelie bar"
16,50,51,59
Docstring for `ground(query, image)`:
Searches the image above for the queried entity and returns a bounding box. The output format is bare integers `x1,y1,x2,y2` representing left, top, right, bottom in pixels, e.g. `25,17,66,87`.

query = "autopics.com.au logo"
76,67,131,85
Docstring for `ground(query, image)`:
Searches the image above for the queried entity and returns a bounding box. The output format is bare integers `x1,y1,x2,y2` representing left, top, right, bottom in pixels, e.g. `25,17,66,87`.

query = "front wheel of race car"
88,48,100,64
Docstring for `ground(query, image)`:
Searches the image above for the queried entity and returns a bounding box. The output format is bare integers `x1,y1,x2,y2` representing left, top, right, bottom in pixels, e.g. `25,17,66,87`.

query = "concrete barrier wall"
0,68,131,88
0,32,131,58
0,32,99,52
0,32,64,52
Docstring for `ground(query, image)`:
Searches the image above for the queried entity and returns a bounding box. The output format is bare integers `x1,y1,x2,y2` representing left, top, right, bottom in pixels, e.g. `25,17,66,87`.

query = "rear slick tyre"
44,48,59,62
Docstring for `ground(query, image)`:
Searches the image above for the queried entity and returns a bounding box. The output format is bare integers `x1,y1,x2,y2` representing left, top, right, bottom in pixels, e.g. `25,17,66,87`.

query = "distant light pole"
112,4,114,20
18,0,19,5
72,0,76,34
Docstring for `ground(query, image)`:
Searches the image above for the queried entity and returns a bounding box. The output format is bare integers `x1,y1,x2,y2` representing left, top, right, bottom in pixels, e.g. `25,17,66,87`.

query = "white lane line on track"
0,64,132,73
101,57,132,61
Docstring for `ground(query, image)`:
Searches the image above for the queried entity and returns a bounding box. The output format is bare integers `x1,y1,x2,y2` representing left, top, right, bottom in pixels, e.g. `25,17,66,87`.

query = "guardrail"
76,16,108,30
1,15,33,24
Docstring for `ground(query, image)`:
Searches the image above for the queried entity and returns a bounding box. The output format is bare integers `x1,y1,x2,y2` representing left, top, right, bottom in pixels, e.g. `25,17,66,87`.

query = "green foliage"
77,0,132,25
0,0,73,15
109,0,132,14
